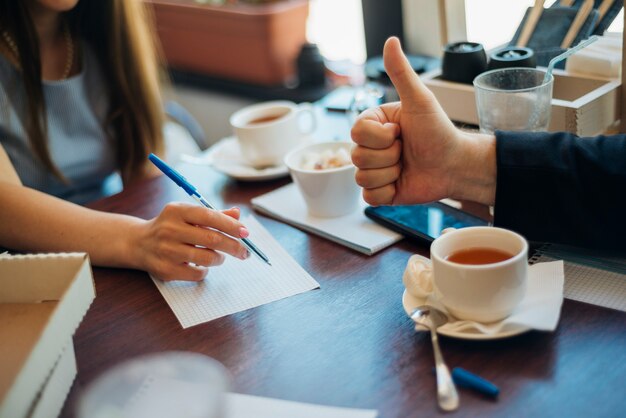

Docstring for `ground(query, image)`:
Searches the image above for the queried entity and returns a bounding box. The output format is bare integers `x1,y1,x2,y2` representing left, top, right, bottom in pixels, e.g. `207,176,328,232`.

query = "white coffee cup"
230,100,316,168
430,226,528,323
284,141,360,218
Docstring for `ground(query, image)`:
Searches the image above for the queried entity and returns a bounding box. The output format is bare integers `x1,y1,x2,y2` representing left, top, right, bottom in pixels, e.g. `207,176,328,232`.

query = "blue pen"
149,153,271,266
452,367,499,398
431,367,499,398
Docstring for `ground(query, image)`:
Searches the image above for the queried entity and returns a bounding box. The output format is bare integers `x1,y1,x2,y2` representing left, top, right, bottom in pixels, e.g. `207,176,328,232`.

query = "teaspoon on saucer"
411,305,459,412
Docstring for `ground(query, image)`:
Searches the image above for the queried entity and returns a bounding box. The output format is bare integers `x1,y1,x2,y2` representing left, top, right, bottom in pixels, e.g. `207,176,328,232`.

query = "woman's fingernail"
231,206,240,213
240,249,250,260
239,227,249,238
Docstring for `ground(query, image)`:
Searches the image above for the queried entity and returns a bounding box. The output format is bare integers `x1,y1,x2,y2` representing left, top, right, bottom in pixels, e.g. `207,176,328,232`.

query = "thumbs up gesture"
351,37,496,206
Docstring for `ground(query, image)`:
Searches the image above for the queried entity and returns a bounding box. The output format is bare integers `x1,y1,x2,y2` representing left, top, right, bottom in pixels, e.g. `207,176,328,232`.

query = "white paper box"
29,340,77,418
0,253,95,418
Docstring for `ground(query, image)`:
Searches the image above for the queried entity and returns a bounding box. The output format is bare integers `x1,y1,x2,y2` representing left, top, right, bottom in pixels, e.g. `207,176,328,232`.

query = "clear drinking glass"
473,68,554,134
77,352,229,418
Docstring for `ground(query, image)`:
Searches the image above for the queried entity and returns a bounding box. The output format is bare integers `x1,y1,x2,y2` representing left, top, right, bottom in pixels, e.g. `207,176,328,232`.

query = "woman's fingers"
156,262,210,282
178,224,249,260
222,207,241,220
166,203,248,239
183,245,227,267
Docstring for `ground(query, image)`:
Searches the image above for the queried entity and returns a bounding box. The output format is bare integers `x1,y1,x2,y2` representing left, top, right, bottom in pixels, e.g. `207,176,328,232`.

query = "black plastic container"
441,42,487,84
488,46,536,70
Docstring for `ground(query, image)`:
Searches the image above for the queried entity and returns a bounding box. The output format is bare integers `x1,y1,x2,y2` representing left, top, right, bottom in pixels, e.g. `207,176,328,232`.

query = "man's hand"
351,37,495,206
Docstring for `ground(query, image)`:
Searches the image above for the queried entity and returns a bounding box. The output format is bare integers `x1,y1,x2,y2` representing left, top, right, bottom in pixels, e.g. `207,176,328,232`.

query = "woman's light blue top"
0,43,117,204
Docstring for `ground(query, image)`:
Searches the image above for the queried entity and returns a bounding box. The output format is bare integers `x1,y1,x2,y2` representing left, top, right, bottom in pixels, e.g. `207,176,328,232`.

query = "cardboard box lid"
29,340,77,418
0,253,95,418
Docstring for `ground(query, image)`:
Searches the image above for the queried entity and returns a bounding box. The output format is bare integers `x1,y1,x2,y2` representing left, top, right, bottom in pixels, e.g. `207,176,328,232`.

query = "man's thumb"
383,37,427,104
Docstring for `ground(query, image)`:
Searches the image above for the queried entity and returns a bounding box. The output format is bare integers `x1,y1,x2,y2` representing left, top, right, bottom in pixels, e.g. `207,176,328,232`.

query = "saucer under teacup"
190,136,317,182
402,254,564,340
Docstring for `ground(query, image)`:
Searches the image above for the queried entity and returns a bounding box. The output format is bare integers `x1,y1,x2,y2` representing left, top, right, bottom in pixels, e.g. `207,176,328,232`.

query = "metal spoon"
411,305,459,411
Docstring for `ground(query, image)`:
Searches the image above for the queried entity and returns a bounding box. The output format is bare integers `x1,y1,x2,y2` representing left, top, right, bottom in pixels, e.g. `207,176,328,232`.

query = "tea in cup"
429,227,528,323
229,100,316,168
284,141,360,218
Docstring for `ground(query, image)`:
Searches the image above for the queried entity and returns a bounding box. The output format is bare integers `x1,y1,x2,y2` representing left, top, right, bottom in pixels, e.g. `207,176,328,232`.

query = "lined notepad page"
152,216,320,328
532,252,626,312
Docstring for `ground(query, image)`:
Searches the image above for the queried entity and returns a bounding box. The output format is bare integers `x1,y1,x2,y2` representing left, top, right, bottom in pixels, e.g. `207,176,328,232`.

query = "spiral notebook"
529,244,626,312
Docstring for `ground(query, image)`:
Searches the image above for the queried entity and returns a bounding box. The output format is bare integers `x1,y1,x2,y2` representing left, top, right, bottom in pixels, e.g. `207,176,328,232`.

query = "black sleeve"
493,130,626,250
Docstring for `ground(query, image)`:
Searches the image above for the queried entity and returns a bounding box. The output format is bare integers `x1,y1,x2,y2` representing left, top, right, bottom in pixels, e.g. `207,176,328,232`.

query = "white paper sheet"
251,183,402,255
123,375,378,418
152,216,320,328
225,393,378,418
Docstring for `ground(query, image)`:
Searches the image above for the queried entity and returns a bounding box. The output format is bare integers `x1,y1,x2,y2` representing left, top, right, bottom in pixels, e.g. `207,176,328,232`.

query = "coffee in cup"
430,227,528,323
230,101,316,168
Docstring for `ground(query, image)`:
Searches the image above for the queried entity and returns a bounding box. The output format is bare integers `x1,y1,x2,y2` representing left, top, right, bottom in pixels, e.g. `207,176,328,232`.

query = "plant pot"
148,0,309,86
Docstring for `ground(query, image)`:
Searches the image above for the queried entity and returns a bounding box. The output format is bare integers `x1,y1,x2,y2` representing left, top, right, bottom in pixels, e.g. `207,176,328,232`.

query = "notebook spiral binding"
529,243,551,265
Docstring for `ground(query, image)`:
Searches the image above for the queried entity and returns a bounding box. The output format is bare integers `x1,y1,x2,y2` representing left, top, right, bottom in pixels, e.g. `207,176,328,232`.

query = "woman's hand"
131,203,250,282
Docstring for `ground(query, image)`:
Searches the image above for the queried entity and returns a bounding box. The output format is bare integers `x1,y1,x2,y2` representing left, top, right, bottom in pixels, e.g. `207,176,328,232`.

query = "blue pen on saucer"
148,153,271,266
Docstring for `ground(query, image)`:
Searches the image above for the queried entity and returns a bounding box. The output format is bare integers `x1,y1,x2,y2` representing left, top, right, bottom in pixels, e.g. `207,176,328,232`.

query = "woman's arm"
0,144,21,185
0,180,251,281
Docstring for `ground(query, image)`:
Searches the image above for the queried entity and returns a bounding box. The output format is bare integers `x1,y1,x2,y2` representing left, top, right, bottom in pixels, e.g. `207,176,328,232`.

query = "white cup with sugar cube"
284,141,360,218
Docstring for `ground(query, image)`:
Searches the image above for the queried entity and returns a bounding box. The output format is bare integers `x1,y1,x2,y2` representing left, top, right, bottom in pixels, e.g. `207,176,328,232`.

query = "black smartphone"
364,202,488,244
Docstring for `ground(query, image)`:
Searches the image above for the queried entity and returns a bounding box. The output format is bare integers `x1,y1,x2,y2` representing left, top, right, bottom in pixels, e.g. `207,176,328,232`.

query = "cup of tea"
429,227,528,323
230,100,317,168
284,141,360,218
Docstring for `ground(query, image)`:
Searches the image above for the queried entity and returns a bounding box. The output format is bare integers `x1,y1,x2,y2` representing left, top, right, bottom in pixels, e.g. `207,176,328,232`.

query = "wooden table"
61,163,626,418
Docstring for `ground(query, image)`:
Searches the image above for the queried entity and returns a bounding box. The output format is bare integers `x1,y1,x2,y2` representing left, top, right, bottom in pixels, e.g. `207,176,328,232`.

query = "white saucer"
402,290,530,340
200,136,294,182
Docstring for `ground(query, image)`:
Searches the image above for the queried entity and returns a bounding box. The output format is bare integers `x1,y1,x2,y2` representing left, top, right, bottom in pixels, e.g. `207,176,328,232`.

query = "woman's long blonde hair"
0,0,165,183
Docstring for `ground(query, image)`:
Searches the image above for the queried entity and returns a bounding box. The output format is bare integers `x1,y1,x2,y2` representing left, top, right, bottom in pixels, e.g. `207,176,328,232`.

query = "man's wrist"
449,131,497,205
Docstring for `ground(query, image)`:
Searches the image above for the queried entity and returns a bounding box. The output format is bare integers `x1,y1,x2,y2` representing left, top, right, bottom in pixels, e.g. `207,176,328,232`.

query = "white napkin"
404,257,564,335
565,34,622,79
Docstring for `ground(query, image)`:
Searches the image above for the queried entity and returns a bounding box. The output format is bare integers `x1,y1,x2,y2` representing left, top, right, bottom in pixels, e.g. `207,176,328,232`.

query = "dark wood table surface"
60,163,626,418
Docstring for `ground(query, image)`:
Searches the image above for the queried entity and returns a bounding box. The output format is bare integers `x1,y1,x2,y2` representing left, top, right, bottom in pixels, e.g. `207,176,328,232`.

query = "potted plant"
147,0,310,86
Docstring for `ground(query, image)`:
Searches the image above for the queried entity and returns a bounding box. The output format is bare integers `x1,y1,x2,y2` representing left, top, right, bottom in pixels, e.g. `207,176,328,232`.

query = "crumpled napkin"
404,255,565,335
